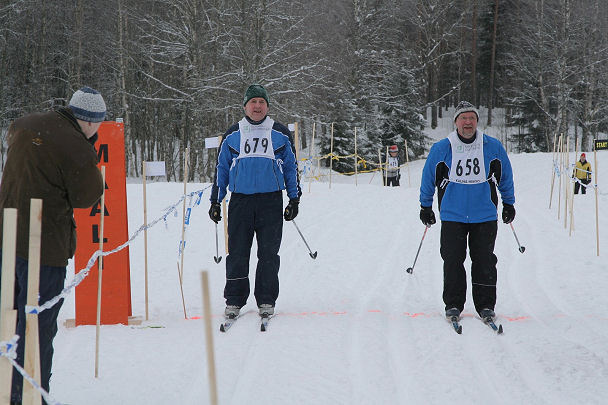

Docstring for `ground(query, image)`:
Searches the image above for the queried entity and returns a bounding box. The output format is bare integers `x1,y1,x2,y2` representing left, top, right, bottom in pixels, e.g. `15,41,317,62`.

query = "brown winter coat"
0,108,103,267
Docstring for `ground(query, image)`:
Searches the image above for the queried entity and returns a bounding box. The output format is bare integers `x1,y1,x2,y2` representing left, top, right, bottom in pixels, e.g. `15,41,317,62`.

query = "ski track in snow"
47,152,608,405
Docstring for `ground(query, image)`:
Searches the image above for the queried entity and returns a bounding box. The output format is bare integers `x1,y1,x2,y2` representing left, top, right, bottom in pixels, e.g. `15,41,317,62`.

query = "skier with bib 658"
209,84,301,329
418,101,515,328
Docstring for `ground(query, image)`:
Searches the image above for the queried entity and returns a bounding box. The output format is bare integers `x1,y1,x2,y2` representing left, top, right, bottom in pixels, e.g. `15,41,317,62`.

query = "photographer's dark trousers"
225,191,283,308
574,179,590,194
440,221,498,314
0,251,66,405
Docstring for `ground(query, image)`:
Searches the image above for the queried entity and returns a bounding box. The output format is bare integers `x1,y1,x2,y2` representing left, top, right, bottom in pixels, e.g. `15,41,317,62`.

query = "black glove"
208,202,221,223
502,203,515,224
419,206,436,226
284,199,299,221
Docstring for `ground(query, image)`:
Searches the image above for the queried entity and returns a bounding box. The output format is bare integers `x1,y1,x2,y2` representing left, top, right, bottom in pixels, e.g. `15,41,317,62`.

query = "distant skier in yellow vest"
573,153,592,194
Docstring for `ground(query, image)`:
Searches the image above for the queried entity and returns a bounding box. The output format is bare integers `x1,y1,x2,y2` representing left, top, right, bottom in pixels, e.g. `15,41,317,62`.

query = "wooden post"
179,148,189,281
558,135,563,220
200,271,218,405
384,146,389,187
404,139,411,187
570,137,579,235
564,136,569,228
23,199,42,405
594,144,599,256
0,208,18,405
354,127,358,186
294,122,300,172
549,134,558,209
142,162,149,321
308,122,316,193
329,123,334,189
95,166,106,378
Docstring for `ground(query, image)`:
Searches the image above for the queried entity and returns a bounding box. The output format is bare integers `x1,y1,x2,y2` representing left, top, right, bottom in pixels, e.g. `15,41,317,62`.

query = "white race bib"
447,130,486,184
237,117,275,160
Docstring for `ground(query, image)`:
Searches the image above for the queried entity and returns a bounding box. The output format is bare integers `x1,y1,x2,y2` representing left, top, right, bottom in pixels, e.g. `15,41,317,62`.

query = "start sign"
595,139,608,151
74,121,132,325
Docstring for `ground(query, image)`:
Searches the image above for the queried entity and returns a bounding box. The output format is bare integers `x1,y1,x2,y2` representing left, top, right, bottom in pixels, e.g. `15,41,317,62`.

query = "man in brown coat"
0,87,106,404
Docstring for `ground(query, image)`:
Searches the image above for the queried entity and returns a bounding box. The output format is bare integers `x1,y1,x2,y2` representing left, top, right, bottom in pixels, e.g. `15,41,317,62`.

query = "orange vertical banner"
74,121,131,325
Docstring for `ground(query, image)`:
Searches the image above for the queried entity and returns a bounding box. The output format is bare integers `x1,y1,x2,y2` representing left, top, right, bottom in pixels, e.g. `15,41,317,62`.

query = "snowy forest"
1,0,607,181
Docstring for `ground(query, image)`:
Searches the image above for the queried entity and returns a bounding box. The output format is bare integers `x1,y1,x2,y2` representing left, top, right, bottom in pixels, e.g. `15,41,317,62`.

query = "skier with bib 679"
418,101,515,327
209,84,301,328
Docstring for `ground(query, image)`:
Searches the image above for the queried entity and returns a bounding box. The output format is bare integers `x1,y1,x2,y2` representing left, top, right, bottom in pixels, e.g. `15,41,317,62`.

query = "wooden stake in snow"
384,146,389,187
0,208,18,405
200,271,218,405
594,141,600,256
549,134,558,209
309,122,316,193
23,199,42,405
95,166,106,378
404,139,411,187
354,127,358,187
329,123,334,190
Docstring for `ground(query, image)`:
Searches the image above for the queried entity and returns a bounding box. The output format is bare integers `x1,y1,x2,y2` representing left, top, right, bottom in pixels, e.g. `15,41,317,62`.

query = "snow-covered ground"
46,148,608,405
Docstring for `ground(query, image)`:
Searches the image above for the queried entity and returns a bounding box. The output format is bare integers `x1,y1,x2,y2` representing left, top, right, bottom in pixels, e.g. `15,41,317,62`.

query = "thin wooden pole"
558,135,563,219
570,137,579,235
549,134,557,209
564,136,569,228
95,166,106,378
0,208,18,405
179,148,189,281
384,146,389,186
329,123,334,189
594,144,599,256
404,140,411,187
354,127,358,186
142,162,149,321
200,271,218,405
294,122,300,172
23,199,42,405
308,122,316,193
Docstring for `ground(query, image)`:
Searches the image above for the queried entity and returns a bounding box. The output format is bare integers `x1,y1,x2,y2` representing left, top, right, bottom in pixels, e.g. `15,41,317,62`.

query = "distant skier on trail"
384,144,401,186
418,101,516,326
209,84,301,329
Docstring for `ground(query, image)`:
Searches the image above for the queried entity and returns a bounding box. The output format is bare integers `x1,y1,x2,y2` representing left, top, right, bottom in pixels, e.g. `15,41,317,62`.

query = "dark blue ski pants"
224,191,283,308
0,251,65,405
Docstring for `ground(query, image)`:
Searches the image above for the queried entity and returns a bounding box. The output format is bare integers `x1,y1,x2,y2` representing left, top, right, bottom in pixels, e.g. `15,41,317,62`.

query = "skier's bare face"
244,97,268,122
455,112,478,139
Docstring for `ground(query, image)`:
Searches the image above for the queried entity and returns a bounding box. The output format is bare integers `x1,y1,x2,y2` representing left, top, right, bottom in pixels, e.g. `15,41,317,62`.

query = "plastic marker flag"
205,136,221,149
144,161,166,177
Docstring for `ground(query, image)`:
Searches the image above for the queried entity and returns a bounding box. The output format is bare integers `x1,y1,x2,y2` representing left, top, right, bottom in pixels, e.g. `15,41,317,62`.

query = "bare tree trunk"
487,0,499,126
471,0,478,105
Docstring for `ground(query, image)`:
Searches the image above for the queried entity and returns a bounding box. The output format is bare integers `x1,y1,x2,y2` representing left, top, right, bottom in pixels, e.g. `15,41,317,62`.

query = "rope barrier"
3,184,212,404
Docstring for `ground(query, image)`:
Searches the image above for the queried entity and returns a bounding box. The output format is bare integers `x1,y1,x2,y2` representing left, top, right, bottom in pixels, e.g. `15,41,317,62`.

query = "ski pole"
292,219,318,259
509,222,526,253
406,226,429,274
214,222,222,263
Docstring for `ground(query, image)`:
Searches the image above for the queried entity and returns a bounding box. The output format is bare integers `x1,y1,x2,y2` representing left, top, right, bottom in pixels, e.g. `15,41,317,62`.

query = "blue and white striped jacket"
210,116,301,203
420,132,515,223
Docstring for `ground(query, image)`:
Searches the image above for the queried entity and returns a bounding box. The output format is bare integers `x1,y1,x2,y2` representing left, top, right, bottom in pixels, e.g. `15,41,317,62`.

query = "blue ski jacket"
420,132,515,223
210,116,301,203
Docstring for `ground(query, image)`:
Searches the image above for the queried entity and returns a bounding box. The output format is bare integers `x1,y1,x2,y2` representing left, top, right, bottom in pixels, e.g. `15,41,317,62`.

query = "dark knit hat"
69,87,106,122
453,101,479,122
243,84,269,106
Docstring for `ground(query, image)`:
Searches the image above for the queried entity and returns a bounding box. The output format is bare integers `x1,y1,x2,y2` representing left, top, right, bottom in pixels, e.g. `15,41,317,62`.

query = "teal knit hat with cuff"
243,84,269,106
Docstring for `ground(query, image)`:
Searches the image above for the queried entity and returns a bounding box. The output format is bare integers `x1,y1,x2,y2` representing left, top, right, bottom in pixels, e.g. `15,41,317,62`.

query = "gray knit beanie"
69,87,107,122
453,101,479,122
243,84,269,106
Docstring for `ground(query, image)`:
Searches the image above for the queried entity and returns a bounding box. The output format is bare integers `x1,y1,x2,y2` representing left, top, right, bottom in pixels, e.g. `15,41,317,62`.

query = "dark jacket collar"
57,107,98,146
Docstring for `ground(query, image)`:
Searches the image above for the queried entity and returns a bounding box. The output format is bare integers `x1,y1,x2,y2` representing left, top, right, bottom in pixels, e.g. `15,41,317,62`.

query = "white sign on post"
205,136,221,149
144,161,166,177
288,123,295,131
